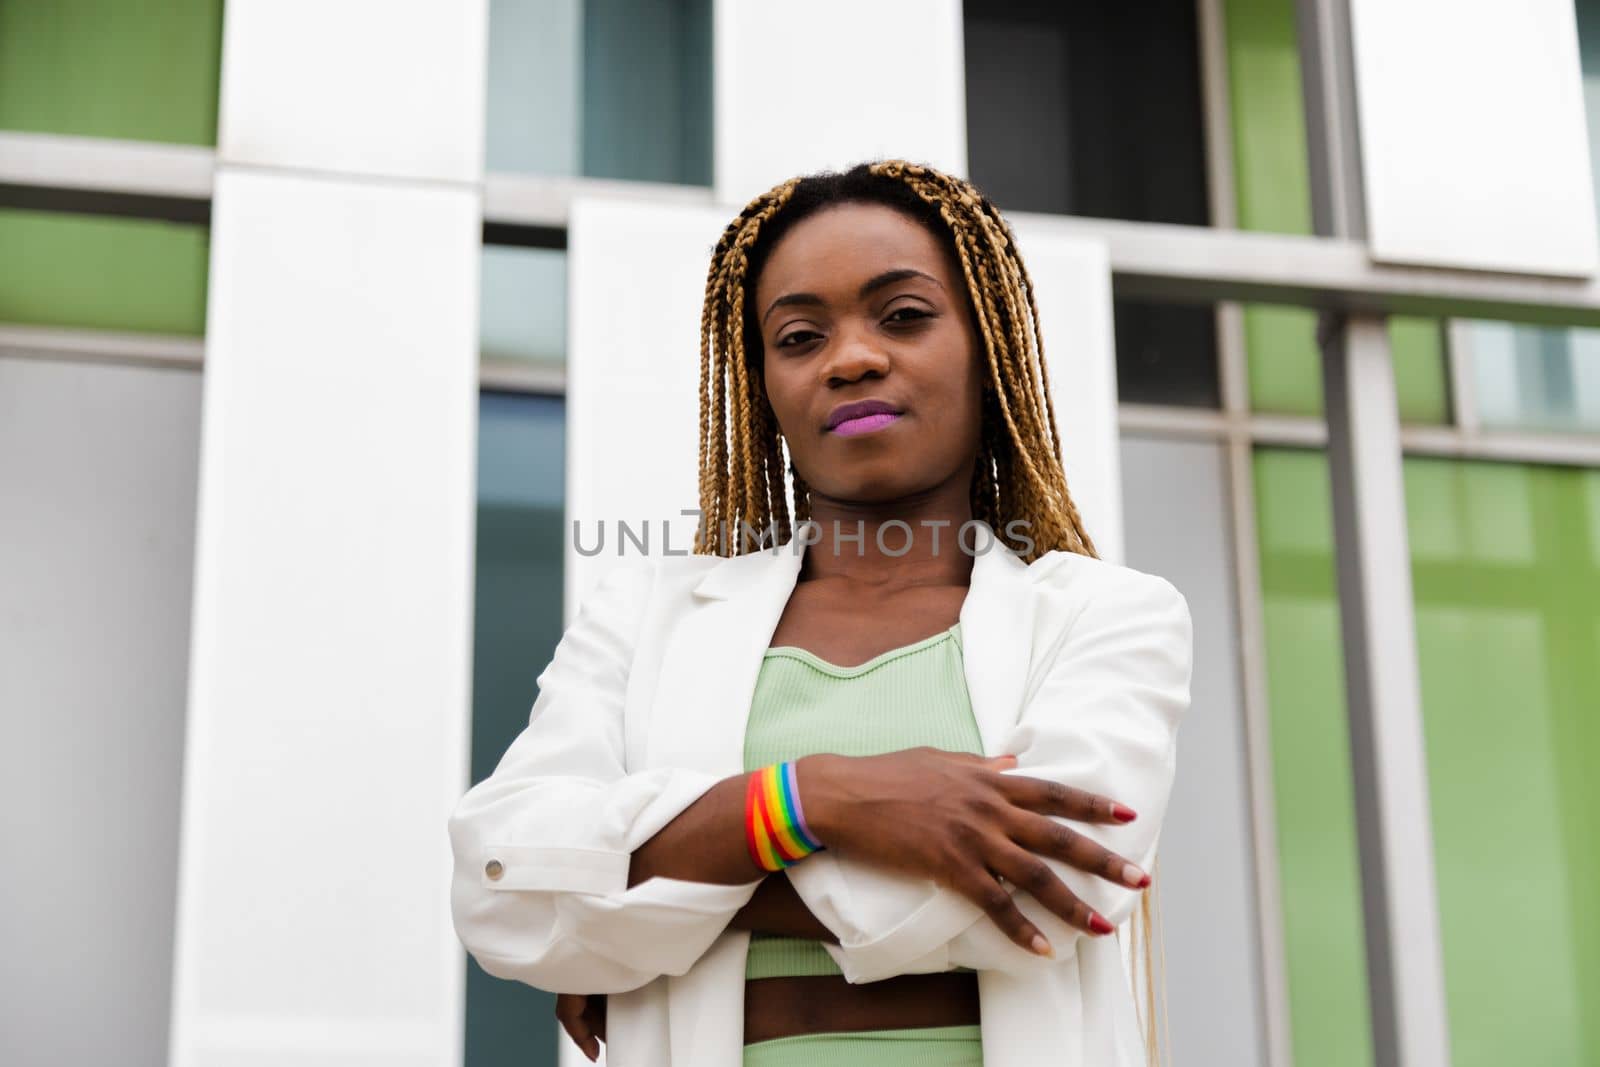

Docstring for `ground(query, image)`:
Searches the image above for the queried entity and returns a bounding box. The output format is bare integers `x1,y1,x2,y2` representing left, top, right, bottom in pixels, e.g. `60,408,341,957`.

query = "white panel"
218,0,488,182
170,168,479,1067
1007,220,1124,563
1350,0,1598,276
566,198,1123,626
565,196,725,621
713,0,967,206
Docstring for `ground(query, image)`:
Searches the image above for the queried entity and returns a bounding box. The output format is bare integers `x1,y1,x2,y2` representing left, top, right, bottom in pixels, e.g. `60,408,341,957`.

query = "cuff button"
485,859,504,881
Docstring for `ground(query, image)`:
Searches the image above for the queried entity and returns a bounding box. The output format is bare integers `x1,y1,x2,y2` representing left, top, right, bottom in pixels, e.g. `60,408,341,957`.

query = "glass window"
1255,447,1600,1067
480,246,566,367
1224,0,1447,422
0,209,209,335
486,0,712,186
965,0,1220,408
1460,319,1600,434
1120,435,1267,1067
1113,299,1220,408
0,0,223,145
1252,447,1374,1067
964,0,1209,225
1404,457,1600,1067
467,391,567,1067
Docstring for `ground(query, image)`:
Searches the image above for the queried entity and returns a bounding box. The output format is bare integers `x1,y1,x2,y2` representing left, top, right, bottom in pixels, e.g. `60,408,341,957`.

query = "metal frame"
1297,2,1452,1066
12,131,1600,327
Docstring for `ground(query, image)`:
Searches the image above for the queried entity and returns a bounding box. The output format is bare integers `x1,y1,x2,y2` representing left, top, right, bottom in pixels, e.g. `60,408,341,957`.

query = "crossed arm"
447,558,1192,993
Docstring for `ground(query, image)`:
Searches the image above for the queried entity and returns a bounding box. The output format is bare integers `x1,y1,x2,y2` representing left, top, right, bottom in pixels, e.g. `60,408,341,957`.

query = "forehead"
755,201,955,300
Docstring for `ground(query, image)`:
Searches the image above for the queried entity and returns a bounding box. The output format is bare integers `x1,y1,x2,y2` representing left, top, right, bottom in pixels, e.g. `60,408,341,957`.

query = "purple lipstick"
825,398,903,437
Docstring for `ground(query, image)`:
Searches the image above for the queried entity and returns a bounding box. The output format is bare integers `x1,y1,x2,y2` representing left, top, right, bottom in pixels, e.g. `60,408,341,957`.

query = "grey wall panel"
0,356,202,1067
1119,434,1267,1067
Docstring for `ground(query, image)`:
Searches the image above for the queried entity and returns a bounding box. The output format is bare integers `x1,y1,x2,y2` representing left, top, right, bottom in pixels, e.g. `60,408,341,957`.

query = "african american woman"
448,160,1194,1067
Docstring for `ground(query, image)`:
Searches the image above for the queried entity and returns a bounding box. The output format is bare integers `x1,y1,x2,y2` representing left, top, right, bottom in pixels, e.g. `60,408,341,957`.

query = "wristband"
744,761,825,871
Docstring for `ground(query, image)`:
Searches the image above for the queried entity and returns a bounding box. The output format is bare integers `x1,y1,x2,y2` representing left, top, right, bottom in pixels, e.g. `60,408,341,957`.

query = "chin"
808,471,922,504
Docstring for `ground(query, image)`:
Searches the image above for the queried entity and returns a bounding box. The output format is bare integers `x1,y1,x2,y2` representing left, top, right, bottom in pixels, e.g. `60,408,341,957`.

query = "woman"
448,160,1193,1067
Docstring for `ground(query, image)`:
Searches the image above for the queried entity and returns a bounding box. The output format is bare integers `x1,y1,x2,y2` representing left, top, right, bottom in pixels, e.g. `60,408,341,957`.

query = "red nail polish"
1089,913,1115,935
1112,804,1138,823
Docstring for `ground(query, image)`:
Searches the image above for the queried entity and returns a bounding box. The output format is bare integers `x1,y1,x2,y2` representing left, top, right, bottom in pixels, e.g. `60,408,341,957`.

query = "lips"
824,398,904,432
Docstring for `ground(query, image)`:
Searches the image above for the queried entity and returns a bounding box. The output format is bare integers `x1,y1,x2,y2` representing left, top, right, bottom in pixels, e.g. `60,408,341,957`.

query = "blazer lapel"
645,543,805,776
645,519,1038,772
959,523,1038,755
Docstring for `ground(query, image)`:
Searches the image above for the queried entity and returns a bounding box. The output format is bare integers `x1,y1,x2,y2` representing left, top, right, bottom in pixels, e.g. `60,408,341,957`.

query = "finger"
555,996,598,1061
954,868,1056,958
584,993,607,1043
1011,811,1150,889
988,844,1116,938
942,749,1018,768
994,773,1136,824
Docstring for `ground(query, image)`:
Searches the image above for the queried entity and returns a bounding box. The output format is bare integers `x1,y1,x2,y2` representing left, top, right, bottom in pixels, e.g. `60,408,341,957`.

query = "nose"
818,323,890,386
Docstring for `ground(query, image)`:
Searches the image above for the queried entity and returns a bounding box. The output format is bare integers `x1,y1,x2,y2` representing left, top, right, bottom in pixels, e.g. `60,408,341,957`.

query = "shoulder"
1022,549,1190,632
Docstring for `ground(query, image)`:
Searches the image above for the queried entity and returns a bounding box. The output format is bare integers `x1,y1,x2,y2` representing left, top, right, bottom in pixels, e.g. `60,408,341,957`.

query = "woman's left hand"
555,992,606,1062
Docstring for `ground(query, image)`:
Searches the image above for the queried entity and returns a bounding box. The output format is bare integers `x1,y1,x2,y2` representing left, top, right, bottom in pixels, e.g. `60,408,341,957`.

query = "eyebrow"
761,268,944,325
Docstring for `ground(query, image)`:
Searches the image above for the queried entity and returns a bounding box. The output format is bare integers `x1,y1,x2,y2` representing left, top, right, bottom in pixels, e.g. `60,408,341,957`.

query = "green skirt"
743,1024,983,1066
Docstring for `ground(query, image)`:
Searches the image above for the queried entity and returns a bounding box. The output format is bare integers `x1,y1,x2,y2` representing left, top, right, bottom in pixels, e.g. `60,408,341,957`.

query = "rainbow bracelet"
744,760,825,871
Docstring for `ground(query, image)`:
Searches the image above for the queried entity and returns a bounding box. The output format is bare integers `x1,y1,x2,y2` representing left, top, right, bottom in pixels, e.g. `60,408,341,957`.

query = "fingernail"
1111,804,1138,822
1031,934,1054,958
1122,863,1151,889
1089,912,1115,935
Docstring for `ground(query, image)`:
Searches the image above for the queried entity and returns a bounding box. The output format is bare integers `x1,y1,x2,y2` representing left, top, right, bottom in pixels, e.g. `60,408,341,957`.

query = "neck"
796,482,977,589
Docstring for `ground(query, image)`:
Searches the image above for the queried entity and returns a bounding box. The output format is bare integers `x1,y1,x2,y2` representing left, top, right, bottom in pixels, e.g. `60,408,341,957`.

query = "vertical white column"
170,4,487,1065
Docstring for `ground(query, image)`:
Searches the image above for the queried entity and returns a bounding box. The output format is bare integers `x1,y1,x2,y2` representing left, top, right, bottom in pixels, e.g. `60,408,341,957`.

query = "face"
751,201,985,506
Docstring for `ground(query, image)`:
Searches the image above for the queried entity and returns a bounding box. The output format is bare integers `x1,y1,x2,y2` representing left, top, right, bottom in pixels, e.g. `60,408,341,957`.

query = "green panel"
1389,316,1450,424
1224,0,1446,421
0,0,224,145
1253,448,1374,1067
1405,459,1600,1067
0,209,209,335
1256,449,1600,1067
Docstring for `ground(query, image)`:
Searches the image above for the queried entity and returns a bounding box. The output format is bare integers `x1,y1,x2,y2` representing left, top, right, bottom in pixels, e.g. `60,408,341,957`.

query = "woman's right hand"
796,748,1149,958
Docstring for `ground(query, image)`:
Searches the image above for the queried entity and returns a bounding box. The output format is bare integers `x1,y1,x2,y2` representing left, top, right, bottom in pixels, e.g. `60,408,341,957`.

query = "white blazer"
447,519,1194,1067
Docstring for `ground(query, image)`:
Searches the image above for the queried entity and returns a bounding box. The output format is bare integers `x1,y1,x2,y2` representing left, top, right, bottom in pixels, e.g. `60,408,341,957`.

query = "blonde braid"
695,160,1163,1067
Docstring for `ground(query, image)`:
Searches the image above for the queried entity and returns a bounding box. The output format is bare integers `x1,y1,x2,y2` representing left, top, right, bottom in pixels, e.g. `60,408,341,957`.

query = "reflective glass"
0,0,223,145
466,391,567,1067
965,0,1220,408
485,0,712,185
1256,447,1600,1067
1224,0,1447,422
0,209,209,335
480,247,566,367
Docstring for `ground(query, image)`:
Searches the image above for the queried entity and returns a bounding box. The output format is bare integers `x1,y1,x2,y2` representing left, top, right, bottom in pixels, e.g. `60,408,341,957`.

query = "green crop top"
742,621,983,980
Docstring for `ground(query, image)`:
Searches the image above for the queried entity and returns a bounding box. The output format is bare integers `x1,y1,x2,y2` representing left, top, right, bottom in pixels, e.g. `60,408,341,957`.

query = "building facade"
2,2,1597,1067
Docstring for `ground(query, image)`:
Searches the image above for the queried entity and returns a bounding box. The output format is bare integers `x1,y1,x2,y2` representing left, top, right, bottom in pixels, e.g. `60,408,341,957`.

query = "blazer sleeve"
788,563,1195,983
447,558,762,995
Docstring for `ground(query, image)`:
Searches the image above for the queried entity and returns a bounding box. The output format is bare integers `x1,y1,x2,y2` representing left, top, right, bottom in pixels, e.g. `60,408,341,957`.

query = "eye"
777,329,822,349
885,306,932,325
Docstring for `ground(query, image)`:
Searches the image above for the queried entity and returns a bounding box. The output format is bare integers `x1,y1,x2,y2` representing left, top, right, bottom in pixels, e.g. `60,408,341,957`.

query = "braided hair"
694,159,1167,1066
695,158,1096,563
